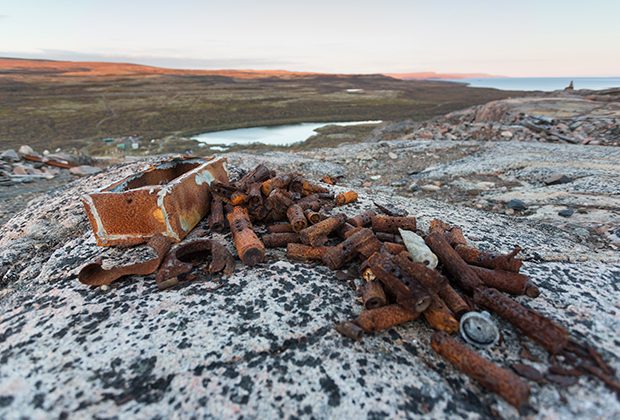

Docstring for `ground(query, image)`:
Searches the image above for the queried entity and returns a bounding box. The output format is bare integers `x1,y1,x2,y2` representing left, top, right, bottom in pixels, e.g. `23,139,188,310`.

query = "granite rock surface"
1,154,619,420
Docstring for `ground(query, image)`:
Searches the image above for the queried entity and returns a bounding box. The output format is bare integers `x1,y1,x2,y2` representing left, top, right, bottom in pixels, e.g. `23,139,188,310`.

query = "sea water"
435,77,620,92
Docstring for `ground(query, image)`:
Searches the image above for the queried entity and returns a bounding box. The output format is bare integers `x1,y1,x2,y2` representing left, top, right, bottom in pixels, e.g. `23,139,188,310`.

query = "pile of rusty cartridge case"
80,159,619,409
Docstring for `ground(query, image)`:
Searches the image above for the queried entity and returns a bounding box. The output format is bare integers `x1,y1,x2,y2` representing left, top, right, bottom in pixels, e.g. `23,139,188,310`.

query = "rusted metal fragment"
230,191,249,206
468,265,528,295
423,294,459,334
334,321,363,341
438,285,471,319
323,228,383,270
267,223,294,234
392,252,447,294
511,363,544,382
287,204,308,232
286,243,331,262
455,244,523,273
207,197,225,233
348,210,376,228
372,216,417,234
234,164,272,191
368,252,431,312
429,219,452,234
579,364,620,396
474,288,568,354
300,213,347,247
304,209,323,225
335,190,358,206
447,226,468,247
431,331,531,409
79,234,171,286
261,173,294,196
362,267,376,282
23,154,77,169
381,242,407,255
211,180,237,204
321,174,343,185
227,206,265,266
298,199,327,212
355,304,421,333
425,232,484,294
338,223,358,240
362,280,387,310
374,201,409,217
375,232,404,245
262,232,301,248
82,157,229,247
548,366,584,377
155,238,235,290
546,373,578,387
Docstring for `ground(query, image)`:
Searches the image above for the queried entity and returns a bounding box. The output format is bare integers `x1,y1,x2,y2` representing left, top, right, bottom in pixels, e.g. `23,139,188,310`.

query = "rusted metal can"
431,331,530,409
82,157,229,247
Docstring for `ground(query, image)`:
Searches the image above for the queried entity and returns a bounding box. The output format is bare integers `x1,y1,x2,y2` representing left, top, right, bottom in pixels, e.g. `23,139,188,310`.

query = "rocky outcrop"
1,147,619,419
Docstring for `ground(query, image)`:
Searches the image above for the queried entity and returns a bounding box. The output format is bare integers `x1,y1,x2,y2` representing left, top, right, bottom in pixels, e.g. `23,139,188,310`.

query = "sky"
1,0,619,77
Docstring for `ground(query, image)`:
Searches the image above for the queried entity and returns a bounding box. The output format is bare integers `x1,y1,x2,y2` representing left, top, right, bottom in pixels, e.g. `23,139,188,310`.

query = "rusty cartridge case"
338,222,358,240
261,173,294,196
438,285,471,319
302,181,330,195
525,279,540,298
298,199,326,212
372,216,417,234
392,252,448,294
348,210,376,228
226,206,265,266
368,252,431,312
431,331,531,409
362,280,387,310
287,204,308,233
322,228,381,270
210,179,236,205
248,182,263,208
266,188,294,214
286,243,331,262
474,288,568,354
355,304,421,333
381,242,407,255
304,209,323,225
235,164,272,191
468,265,527,296
375,232,404,244
335,190,358,206
455,245,523,273
425,232,484,294
230,191,249,206
334,321,363,341
208,197,225,233
423,294,459,334
289,175,305,194
300,213,347,247
447,226,468,247
267,223,295,234
262,232,301,248
343,226,364,239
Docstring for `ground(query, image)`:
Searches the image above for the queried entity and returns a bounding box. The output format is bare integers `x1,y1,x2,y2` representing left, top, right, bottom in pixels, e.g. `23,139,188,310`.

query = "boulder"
0,156,618,420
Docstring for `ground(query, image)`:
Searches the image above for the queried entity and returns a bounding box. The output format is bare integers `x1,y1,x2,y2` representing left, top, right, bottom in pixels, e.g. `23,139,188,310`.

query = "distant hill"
383,72,505,80
0,57,322,79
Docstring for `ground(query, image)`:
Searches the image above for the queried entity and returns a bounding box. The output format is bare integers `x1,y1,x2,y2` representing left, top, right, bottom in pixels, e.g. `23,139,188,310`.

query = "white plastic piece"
399,228,438,269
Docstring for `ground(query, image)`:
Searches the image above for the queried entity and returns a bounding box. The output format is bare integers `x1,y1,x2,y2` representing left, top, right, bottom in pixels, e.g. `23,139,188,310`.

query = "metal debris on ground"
77,158,620,409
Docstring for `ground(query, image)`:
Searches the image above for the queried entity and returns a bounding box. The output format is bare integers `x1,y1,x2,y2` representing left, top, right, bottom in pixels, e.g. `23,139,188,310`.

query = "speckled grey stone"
1,158,619,420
